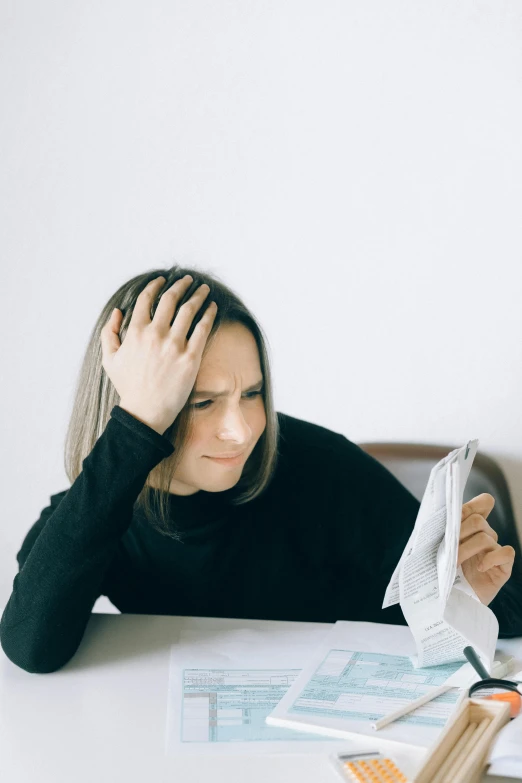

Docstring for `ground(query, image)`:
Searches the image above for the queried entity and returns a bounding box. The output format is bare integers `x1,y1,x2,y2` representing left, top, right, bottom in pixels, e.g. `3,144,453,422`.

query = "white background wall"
1,0,522,615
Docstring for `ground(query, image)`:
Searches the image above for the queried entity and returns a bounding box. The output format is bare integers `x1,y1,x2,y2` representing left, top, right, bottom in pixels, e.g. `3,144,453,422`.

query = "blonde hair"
63,264,280,539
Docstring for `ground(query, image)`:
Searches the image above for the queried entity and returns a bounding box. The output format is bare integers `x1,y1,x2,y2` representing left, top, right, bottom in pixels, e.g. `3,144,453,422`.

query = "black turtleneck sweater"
2,405,522,674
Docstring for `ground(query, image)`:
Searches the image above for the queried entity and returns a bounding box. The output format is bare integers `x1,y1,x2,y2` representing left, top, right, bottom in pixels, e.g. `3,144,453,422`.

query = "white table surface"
1,612,521,783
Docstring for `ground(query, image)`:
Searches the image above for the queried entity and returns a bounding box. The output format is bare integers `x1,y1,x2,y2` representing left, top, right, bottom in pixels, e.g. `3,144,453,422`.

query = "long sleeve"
331,435,522,636
0,406,174,674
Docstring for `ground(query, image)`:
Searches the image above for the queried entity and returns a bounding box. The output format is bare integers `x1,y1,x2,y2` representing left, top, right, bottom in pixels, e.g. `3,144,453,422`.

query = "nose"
215,400,252,444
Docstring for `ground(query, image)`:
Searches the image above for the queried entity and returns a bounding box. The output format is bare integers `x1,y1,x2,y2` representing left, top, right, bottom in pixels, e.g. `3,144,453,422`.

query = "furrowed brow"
191,378,264,400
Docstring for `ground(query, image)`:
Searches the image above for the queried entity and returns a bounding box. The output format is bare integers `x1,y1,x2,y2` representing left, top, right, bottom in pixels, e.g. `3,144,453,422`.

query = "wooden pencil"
448,718,491,783
430,722,477,783
444,717,490,783
372,684,452,730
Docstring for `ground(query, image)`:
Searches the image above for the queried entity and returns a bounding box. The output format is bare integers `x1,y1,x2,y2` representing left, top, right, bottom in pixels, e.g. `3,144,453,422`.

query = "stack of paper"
265,620,494,751
382,440,498,671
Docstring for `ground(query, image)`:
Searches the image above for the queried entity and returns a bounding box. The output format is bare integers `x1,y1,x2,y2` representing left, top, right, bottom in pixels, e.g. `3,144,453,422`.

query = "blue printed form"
181,668,331,743
287,650,463,727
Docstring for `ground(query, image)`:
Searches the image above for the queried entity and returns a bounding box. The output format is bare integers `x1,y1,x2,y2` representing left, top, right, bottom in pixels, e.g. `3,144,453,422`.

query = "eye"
192,390,263,410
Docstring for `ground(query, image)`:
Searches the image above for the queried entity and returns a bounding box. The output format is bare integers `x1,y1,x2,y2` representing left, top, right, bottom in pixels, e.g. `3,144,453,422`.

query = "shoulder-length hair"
63,264,280,539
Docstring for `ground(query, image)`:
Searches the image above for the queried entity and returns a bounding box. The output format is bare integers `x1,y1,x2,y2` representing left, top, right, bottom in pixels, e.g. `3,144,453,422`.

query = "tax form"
382,440,498,671
279,650,463,726
266,620,474,749
165,620,353,756
179,667,329,743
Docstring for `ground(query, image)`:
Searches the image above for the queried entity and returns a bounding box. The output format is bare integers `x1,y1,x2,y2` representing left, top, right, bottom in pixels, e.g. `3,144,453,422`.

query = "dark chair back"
359,442,522,579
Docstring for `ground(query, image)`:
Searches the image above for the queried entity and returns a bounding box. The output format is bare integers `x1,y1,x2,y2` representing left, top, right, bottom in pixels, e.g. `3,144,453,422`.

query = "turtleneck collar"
148,484,241,542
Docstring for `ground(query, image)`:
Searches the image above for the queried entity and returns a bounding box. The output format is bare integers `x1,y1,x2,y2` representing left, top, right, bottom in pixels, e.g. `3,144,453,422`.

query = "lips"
209,452,244,459
205,450,246,465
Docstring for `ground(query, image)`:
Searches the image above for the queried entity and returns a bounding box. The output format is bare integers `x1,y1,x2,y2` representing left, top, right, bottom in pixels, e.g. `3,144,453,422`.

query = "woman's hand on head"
100,275,218,434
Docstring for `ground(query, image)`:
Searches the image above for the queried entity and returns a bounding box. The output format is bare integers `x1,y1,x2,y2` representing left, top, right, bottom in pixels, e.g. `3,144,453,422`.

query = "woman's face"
168,322,267,496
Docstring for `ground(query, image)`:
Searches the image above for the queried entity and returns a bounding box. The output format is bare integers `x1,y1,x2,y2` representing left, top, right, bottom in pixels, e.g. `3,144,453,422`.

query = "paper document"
283,650,463,725
266,621,474,749
180,667,330,743
382,440,498,671
165,619,356,756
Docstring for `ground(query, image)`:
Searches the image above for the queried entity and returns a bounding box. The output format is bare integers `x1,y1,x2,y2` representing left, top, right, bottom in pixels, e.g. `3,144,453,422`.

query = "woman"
2,266,522,673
